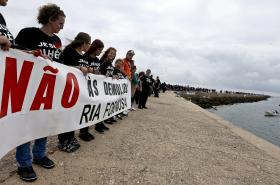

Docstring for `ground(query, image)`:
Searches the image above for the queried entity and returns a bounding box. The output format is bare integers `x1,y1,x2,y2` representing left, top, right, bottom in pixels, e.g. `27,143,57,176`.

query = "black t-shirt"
140,75,152,90
60,47,89,67
150,77,155,86
155,79,161,89
113,68,126,79
0,13,14,45
84,54,101,71
15,27,62,62
99,60,114,77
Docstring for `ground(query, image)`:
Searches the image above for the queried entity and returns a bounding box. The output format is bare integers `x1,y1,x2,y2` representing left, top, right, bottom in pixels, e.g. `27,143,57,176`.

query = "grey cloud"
2,0,280,94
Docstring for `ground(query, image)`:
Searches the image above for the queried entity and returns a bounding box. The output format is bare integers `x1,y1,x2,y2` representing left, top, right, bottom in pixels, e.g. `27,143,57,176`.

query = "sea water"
208,96,280,147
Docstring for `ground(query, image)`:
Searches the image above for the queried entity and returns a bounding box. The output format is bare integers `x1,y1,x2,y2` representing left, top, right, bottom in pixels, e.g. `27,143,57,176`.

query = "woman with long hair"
99,47,117,77
85,39,104,74
79,39,110,139
99,47,119,124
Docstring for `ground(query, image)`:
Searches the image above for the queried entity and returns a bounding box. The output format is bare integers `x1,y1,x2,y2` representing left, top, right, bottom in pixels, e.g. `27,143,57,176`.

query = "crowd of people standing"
0,2,163,182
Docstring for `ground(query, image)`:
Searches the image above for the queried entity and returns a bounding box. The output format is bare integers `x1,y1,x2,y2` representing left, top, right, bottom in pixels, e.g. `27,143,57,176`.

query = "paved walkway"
0,92,280,185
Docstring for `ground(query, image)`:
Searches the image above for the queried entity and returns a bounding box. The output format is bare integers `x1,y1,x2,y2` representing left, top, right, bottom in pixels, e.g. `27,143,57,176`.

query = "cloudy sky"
2,0,280,95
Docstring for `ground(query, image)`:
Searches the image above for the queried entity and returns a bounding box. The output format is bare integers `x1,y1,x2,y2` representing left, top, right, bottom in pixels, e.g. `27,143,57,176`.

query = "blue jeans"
16,137,47,167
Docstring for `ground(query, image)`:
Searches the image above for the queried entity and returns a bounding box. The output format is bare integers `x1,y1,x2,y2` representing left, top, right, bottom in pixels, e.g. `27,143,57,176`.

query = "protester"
100,47,116,77
148,74,155,97
133,78,141,105
79,39,110,135
14,4,65,182
123,50,137,111
161,82,167,93
113,58,128,119
85,39,104,74
16,4,65,63
138,70,152,109
0,0,14,50
154,76,161,97
57,32,91,151
113,58,126,79
131,66,139,104
145,69,154,97
99,47,118,123
131,65,139,109
123,50,134,79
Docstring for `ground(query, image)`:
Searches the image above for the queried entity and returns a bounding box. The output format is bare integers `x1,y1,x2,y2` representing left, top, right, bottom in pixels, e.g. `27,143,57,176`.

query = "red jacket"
123,58,131,79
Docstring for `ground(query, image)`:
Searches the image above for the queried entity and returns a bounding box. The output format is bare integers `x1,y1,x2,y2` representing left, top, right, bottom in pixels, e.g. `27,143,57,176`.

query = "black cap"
127,50,135,55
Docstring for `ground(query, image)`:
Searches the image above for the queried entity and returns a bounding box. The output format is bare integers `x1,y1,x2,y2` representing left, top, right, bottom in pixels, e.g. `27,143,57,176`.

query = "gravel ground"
0,91,280,185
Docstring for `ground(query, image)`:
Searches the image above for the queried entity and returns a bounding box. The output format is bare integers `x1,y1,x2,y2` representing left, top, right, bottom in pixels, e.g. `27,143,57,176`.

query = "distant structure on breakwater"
180,92,270,109
165,84,270,109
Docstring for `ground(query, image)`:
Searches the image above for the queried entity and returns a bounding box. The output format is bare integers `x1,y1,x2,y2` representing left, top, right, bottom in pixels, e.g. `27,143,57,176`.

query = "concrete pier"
0,91,279,184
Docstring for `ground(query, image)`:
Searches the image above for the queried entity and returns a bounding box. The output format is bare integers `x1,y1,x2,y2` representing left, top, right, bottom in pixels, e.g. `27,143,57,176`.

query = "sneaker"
69,137,80,148
33,156,55,169
79,132,94,142
58,138,80,153
130,107,136,111
100,122,110,130
104,119,113,124
122,111,128,116
57,140,68,151
143,106,148,109
18,166,37,182
110,116,117,122
95,126,104,133
116,114,122,120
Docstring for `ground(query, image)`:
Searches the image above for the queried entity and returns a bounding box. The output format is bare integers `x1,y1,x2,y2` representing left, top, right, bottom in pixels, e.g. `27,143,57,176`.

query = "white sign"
0,49,131,159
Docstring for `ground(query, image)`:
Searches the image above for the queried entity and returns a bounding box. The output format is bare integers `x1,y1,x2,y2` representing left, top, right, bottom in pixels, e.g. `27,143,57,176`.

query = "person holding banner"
99,47,119,124
79,39,109,138
113,58,127,120
123,50,137,111
113,58,126,79
122,50,135,80
58,32,91,152
85,39,104,75
0,0,14,50
14,4,65,182
15,4,65,62
99,47,117,77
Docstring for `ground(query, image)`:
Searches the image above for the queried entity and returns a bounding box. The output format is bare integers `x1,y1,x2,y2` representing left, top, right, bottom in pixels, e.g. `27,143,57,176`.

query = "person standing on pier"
138,70,152,109
154,76,161,97
15,4,65,182
57,32,91,152
0,0,14,50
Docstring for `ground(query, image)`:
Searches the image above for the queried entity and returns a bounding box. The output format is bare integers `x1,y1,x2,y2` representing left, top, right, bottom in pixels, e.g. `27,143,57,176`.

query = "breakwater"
180,92,270,108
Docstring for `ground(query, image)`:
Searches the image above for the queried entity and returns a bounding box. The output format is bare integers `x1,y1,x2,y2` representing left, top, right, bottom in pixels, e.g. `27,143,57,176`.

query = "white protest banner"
0,49,131,159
